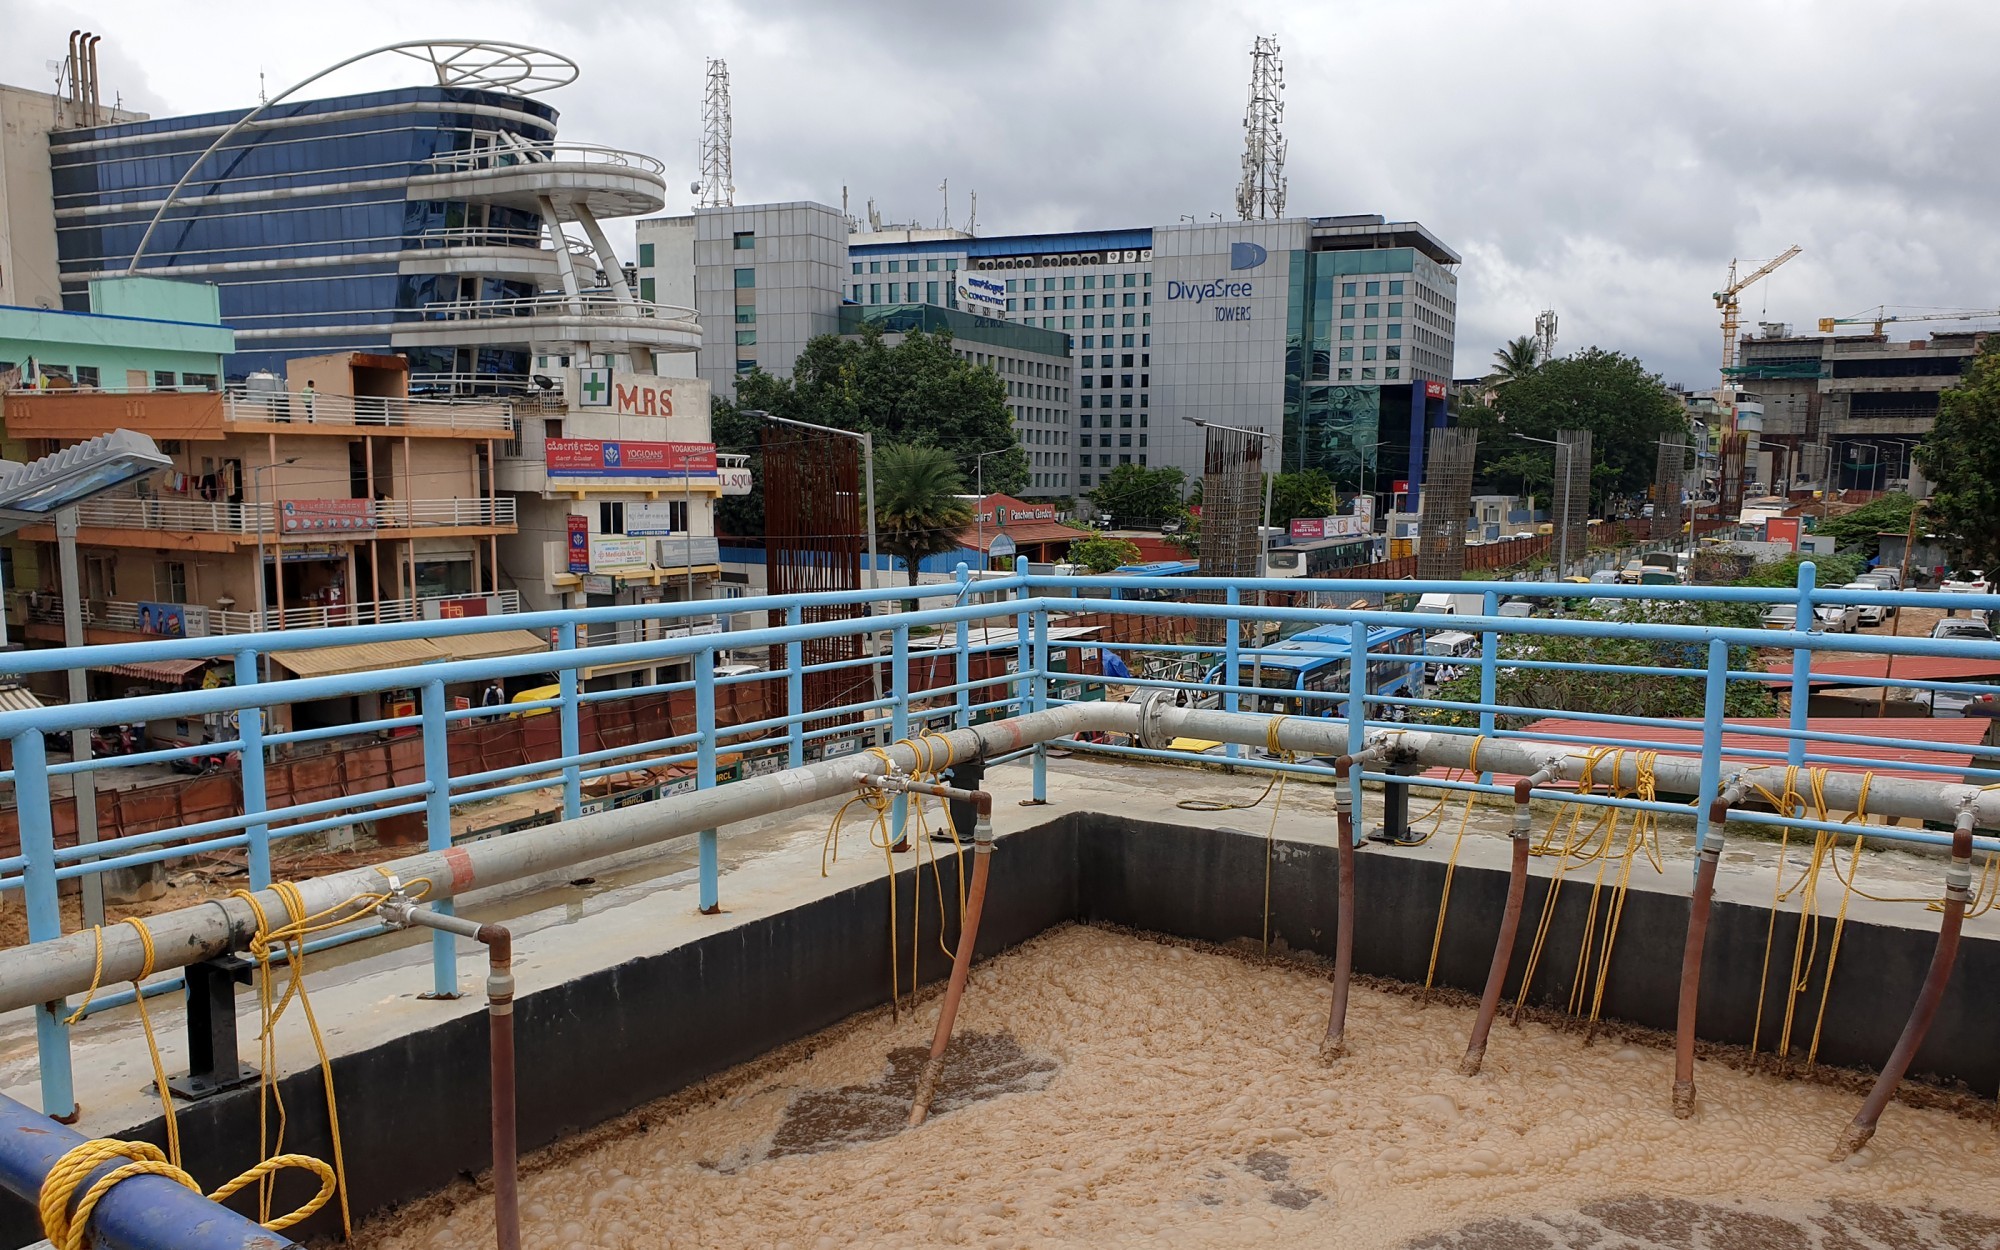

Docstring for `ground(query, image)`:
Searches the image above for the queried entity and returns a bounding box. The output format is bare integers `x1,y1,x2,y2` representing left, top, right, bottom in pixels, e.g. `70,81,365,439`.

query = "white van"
1415,592,1484,615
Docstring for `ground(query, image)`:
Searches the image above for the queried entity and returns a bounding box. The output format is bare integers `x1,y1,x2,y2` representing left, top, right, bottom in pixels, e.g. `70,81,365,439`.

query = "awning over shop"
270,638,445,679
431,629,551,663
0,685,44,713
92,657,207,683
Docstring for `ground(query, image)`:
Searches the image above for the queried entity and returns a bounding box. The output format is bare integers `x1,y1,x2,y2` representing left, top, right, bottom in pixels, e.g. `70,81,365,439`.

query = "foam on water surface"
362,926,2000,1249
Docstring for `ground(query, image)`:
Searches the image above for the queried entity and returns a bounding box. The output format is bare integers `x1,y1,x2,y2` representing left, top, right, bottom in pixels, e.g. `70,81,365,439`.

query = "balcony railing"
418,290,697,324
223,387,512,434
13,590,521,637
423,142,667,175
61,495,517,535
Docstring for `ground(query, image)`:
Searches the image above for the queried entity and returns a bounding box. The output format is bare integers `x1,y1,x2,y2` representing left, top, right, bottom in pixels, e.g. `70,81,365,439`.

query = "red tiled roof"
960,521,1090,551
1422,716,1988,786
1776,657,2000,686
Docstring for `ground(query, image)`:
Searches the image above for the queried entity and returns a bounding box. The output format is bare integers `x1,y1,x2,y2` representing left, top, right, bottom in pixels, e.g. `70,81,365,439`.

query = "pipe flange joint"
1135,688,1176,751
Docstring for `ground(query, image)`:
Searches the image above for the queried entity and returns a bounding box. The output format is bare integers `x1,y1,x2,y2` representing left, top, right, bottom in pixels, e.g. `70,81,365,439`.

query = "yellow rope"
38,1138,335,1250
1580,752,1662,1036
1423,738,1484,993
1257,717,1295,954
1512,747,1620,1022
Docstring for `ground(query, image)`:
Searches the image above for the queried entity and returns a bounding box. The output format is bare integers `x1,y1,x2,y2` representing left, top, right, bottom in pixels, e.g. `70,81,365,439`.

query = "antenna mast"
1235,35,1287,221
1534,308,1558,364
695,57,734,208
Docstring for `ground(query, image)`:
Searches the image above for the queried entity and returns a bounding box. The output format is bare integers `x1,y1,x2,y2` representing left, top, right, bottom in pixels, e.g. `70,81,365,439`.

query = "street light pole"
53,507,101,927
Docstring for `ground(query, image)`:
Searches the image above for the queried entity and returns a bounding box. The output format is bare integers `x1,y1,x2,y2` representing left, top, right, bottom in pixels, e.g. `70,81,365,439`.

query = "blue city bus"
1201,625,1426,718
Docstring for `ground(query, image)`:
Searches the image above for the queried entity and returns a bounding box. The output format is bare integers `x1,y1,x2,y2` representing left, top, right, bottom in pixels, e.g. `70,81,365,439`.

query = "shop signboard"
546,439,717,478
590,535,650,571
279,498,374,537
567,515,589,573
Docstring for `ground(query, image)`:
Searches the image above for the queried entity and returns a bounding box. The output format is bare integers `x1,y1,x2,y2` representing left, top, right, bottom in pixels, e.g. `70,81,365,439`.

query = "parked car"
1932,617,1996,642
1760,603,1798,630
1497,600,1535,619
1814,602,1861,633
1916,686,1990,717
1838,582,1892,627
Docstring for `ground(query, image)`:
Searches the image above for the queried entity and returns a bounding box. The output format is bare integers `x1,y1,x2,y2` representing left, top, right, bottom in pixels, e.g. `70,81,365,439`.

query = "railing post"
1347,619,1369,757
954,563,972,730
14,730,76,1119
233,650,271,890
1694,639,1729,855
1031,605,1049,803
420,680,458,997
1479,589,1498,784
1789,561,1815,768
892,625,911,842
695,646,720,913
1012,556,1032,719
557,622,581,820
1223,587,1241,762
785,603,805,769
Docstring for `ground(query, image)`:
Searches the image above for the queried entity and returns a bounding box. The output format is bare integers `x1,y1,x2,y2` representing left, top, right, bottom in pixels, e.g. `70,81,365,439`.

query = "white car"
1932,617,1996,642
1837,582,1892,627
1813,602,1860,633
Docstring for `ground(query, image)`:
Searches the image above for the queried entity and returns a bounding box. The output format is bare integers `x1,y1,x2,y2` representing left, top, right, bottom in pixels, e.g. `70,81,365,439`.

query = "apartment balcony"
15,495,517,551
407,143,667,221
2,386,513,441
540,536,722,589
390,290,700,357
13,590,522,640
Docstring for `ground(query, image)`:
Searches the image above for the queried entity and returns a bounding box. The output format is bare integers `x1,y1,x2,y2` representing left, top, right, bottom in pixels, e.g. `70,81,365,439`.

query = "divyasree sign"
546,440,718,478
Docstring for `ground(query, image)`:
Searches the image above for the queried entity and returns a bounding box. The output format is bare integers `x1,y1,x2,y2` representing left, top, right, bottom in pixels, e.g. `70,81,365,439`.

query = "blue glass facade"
1283,247,1445,503
50,87,557,383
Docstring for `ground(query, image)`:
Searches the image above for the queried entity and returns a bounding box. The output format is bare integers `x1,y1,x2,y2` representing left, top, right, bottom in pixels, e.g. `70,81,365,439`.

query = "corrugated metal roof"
430,629,550,663
1781,657,2000,686
92,657,207,683
1424,716,1989,785
0,686,43,714
271,638,444,678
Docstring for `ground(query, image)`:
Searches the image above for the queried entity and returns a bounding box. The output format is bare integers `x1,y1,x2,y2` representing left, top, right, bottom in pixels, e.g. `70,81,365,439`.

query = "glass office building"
49,86,559,386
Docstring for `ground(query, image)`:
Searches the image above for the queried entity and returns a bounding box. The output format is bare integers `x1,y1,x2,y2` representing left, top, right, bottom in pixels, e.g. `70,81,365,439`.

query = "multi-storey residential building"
638,205,1459,506
0,279,533,732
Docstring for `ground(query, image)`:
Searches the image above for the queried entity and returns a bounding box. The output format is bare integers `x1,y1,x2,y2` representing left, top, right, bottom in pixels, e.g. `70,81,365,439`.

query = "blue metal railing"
4,559,2000,1114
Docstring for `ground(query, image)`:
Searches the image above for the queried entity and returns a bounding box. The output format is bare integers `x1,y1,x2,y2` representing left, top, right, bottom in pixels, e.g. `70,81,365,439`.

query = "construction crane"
1712,245,1801,378
1817,306,2000,335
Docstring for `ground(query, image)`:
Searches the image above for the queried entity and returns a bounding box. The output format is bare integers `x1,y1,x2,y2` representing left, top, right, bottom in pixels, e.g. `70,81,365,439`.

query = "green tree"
1737,550,1862,589
1067,530,1143,573
1421,598,1776,728
873,442,973,585
710,323,1025,537
1089,464,1188,526
1483,348,1686,505
1811,492,1913,554
1267,470,1341,527
1489,335,1541,385
1916,337,2000,568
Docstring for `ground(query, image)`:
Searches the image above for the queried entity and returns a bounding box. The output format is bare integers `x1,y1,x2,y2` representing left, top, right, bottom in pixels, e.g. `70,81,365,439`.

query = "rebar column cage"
1416,426,1477,581
762,425,864,718
1654,437,1687,539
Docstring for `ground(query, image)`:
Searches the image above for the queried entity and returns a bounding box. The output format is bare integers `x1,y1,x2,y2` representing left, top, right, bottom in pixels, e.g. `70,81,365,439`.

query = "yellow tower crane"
1712,245,1801,378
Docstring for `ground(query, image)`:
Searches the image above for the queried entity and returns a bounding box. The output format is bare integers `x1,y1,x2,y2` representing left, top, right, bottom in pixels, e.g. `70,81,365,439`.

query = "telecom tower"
694,57,734,208
1235,36,1287,221
1535,308,1558,365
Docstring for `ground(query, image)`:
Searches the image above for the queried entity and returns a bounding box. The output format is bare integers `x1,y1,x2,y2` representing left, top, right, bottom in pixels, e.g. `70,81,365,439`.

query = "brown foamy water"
362,927,2000,1249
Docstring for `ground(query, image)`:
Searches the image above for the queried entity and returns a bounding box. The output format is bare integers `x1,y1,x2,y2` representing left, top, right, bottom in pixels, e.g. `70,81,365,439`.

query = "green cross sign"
579,368,611,406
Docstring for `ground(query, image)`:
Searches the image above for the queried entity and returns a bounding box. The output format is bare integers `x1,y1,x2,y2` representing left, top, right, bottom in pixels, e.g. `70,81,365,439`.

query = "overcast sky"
7,0,1997,387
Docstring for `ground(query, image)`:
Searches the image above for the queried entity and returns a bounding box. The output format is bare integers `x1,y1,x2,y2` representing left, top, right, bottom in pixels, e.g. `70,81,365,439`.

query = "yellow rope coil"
1423,737,1484,993
38,1138,335,1250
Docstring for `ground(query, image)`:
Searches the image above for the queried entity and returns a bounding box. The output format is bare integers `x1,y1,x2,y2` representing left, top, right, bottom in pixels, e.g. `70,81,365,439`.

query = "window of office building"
1080,413,1093,426
1387,324,1402,339
1362,367,1376,379
869,261,882,273
1364,303,1380,318
1338,367,1353,380
1342,282,1356,296
639,277,656,302
638,242,655,267
733,231,754,250
1005,298,1016,311
1339,325,1355,341
1386,367,1401,379
926,258,939,271
1063,295,1076,309
1365,281,1381,295
870,283,881,302
1362,346,1377,361
1063,316,1075,328
888,260,901,272
1338,347,1354,362
1363,325,1378,340
946,259,959,270
1386,345,1401,360
736,358,756,375
1387,302,1403,317
1341,303,1355,319
1063,276,1077,290
736,306,755,324
733,267,755,288
1041,297,1054,310
1080,473,1092,486
852,261,863,274
1389,280,1405,295
1042,317,1054,328
737,330,757,346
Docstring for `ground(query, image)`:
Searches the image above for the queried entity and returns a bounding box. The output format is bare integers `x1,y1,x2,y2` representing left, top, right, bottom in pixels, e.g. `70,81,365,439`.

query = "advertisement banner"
1424,379,1448,400
546,439,718,478
433,597,489,619
1766,516,1801,550
1289,518,1326,540
137,601,192,638
718,465,754,495
954,272,1009,313
566,514,589,573
279,498,374,537
623,501,678,537
590,535,651,571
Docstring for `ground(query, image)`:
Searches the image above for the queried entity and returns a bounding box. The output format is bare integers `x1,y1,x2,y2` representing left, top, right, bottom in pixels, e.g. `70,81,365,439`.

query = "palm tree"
874,442,974,585
1490,335,1541,385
